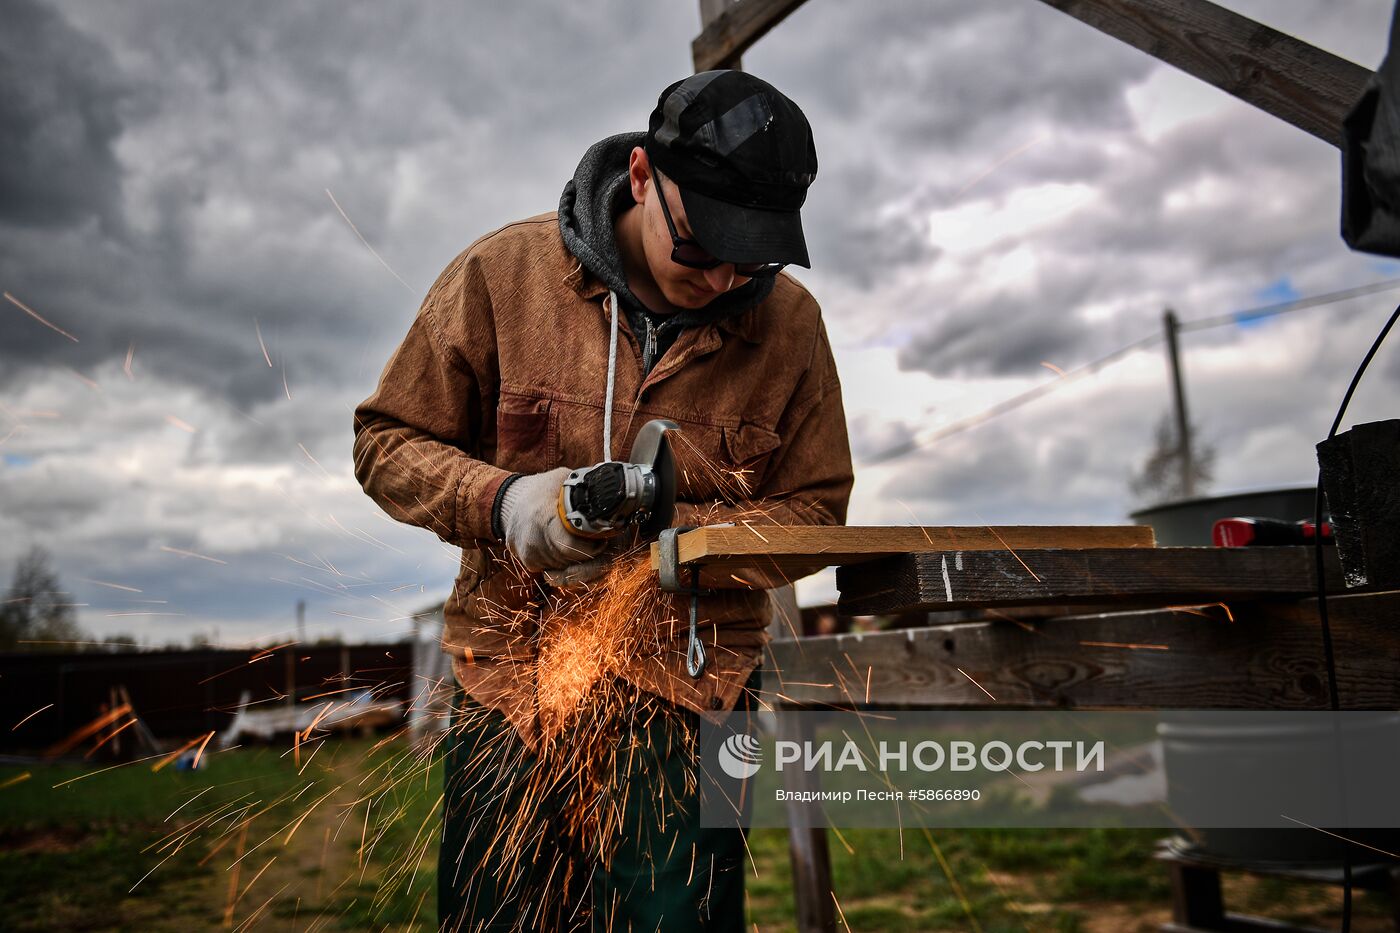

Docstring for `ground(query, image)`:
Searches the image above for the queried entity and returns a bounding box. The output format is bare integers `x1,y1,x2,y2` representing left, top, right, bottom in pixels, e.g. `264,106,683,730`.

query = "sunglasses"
654,173,786,278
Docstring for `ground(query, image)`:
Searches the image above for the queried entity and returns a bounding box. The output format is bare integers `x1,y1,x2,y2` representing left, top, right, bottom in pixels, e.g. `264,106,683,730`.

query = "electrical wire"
1312,300,1400,933
866,277,1400,465
1180,277,1400,333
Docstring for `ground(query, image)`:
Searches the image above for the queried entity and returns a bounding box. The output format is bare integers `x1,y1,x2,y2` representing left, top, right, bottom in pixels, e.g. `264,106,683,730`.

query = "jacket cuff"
455,467,513,544
490,473,525,542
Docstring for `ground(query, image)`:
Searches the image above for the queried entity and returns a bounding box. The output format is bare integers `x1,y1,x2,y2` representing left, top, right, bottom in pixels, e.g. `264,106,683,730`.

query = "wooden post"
284,646,296,708
107,686,123,759
765,587,836,933
776,710,837,933
1166,861,1226,928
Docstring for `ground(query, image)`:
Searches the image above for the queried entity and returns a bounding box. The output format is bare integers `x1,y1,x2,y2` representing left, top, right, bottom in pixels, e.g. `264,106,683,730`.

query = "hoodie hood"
558,132,774,331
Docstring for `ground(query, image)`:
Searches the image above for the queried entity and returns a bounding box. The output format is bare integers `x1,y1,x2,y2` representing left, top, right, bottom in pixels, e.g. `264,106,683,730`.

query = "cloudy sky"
2,0,1396,646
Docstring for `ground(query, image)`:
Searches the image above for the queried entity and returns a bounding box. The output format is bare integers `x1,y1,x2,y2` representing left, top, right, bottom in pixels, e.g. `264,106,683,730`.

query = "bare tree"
1130,413,1217,505
0,546,85,651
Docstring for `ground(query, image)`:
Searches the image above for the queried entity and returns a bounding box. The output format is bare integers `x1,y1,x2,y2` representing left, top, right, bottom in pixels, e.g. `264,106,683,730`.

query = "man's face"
631,153,752,310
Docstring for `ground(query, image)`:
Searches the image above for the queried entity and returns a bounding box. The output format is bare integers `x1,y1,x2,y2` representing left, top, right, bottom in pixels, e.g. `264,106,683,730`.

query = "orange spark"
957,667,997,700
1165,602,1235,623
4,291,78,342
1278,815,1400,859
1040,360,1067,377
190,730,214,769
0,772,31,790
85,717,138,757
254,317,272,367
954,135,1045,199
66,368,101,390
325,188,415,294
832,890,852,931
152,731,216,772
984,525,1042,583
298,443,332,478
159,545,227,565
82,578,142,593
11,703,53,731
222,823,249,927
742,521,770,543
164,414,197,433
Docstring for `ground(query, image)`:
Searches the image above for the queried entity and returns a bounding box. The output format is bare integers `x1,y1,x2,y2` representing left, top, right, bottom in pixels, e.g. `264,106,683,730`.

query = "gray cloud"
0,0,132,231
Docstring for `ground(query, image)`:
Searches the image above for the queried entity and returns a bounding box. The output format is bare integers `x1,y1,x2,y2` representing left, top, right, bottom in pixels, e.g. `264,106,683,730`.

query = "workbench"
658,527,1400,932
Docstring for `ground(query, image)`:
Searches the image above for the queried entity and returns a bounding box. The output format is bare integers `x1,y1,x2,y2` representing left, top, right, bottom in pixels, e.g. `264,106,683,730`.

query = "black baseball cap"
646,70,818,268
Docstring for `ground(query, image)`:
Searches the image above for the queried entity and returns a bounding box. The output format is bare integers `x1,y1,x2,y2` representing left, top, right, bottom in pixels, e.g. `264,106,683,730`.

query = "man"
353,70,853,931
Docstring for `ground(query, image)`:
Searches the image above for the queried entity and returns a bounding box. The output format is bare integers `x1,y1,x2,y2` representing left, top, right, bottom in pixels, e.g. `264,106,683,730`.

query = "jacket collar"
718,308,763,344
572,263,763,345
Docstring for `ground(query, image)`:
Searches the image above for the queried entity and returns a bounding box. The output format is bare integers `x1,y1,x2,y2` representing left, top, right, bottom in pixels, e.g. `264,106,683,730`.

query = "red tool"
1212,517,1334,548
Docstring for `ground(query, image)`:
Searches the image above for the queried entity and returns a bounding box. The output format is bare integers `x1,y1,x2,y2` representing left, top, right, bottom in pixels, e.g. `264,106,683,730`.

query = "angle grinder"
558,418,679,540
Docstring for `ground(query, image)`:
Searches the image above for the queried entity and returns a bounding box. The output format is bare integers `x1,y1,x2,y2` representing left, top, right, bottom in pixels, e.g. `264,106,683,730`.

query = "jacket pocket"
722,422,782,496
495,393,554,474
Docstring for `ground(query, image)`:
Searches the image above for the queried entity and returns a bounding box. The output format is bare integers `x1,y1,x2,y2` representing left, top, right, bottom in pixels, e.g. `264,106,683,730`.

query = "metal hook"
686,565,707,679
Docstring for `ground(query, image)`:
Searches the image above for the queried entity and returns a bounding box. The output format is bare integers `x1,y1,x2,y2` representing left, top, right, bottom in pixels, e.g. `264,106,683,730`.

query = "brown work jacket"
352,213,853,743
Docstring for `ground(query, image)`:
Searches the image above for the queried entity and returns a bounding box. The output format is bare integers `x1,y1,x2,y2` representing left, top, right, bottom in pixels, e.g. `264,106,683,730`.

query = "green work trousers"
437,677,755,933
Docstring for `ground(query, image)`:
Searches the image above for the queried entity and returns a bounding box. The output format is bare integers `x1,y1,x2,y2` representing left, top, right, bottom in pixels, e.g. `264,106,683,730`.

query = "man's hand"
500,468,607,572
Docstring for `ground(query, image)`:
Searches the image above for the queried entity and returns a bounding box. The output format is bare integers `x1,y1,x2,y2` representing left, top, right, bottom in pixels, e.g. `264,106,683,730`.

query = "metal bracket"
657,526,695,594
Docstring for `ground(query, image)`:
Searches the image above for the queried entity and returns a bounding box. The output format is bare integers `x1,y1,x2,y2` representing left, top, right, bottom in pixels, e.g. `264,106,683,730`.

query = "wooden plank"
648,524,1155,580
836,546,1346,615
764,591,1400,710
1036,0,1371,147
692,0,809,72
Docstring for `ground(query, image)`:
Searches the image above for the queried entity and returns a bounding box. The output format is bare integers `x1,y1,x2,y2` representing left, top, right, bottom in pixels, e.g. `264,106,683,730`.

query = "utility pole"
286,600,306,709
1163,308,1196,499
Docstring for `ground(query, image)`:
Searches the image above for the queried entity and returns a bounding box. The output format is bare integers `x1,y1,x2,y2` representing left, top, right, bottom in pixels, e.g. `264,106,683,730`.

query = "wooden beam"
698,0,741,71
1035,0,1371,147
836,546,1346,615
692,0,810,72
649,524,1155,581
764,591,1400,710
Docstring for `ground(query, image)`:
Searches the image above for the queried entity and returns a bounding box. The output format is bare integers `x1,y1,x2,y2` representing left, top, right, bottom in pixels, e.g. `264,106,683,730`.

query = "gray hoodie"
558,132,775,375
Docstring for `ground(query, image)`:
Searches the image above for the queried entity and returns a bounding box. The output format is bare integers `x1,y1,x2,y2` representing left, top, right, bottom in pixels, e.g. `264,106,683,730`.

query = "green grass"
3,741,1396,931
0,745,307,930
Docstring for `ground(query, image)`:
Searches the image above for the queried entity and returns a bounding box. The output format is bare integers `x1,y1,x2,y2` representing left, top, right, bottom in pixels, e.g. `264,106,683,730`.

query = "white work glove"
542,555,610,588
500,468,607,573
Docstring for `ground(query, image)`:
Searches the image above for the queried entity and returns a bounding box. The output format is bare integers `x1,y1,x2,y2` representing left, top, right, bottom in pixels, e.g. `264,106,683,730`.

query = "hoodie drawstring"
604,289,620,462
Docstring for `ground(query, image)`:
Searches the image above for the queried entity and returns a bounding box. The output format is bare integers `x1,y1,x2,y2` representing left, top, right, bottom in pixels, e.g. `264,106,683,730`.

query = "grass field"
0,737,1392,931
